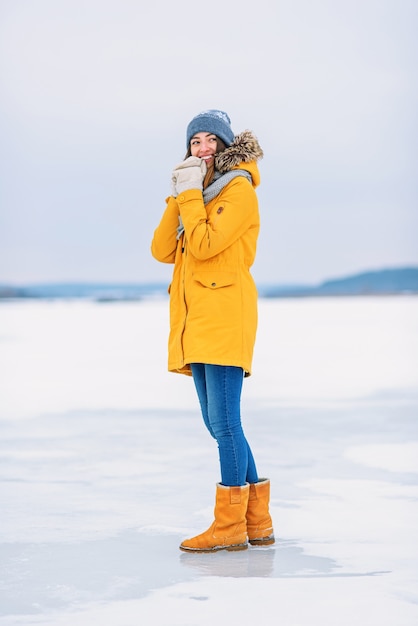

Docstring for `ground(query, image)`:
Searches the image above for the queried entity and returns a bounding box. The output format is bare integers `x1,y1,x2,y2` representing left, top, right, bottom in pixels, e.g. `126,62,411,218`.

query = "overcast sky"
0,0,416,286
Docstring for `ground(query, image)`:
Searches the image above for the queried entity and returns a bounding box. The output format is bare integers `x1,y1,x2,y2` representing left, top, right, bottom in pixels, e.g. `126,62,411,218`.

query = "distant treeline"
261,267,418,298
1,267,417,301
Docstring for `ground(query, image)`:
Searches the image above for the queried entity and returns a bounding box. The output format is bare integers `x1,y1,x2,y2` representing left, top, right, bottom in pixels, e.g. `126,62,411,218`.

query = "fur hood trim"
215,130,263,173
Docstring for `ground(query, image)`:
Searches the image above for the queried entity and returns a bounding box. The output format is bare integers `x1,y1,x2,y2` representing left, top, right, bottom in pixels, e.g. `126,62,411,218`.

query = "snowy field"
0,295,417,626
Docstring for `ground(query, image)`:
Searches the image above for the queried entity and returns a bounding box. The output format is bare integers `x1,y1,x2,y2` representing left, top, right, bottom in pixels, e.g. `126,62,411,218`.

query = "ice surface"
0,296,417,625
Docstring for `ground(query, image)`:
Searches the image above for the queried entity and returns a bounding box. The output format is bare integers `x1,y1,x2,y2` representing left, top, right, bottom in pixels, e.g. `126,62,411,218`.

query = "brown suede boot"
246,478,275,546
180,483,250,552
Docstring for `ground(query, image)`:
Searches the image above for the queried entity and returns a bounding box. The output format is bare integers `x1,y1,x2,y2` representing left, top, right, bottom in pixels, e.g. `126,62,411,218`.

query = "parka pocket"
193,271,237,289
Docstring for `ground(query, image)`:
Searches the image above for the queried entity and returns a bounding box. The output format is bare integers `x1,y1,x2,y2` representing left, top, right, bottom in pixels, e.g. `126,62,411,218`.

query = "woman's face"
190,132,218,167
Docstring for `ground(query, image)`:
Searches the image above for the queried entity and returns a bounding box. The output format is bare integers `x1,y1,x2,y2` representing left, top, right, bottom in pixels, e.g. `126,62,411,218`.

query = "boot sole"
248,536,275,546
180,542,248,553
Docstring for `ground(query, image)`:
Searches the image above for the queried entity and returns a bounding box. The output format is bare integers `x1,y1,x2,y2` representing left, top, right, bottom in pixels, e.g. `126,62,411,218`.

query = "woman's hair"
184,137,227,189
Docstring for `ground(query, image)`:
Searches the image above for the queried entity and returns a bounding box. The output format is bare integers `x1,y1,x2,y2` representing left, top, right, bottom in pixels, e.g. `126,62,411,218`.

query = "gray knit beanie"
186,109,235,148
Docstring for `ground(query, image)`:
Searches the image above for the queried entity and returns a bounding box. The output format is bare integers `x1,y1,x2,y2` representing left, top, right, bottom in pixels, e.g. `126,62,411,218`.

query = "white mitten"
171,156,207,197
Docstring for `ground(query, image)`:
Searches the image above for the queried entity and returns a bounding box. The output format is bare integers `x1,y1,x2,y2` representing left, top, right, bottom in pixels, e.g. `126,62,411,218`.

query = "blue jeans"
190,363,259,487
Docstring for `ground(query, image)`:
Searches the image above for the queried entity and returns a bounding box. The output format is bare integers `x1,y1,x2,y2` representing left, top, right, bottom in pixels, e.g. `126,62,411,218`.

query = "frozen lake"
1,296,417,625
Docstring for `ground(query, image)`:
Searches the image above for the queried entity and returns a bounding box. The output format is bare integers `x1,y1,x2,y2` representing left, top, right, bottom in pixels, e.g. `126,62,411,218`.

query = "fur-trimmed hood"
215,130,263,173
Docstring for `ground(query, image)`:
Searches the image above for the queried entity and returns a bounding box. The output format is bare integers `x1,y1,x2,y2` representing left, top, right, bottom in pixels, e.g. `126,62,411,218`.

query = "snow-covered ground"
1,295,417,625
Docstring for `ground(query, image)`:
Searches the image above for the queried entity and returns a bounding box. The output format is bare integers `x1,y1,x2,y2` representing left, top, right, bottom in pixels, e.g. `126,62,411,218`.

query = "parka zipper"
178,235,188,368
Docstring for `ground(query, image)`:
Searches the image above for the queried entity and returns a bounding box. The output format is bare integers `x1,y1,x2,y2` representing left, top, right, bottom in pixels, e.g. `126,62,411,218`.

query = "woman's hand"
171,156,207,197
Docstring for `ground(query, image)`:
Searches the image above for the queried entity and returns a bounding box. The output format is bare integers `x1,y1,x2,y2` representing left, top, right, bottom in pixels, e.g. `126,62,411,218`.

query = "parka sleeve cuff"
176,189,207,226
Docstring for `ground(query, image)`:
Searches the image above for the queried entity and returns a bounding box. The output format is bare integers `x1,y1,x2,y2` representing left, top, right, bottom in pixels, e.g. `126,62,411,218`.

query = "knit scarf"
176,169,252,240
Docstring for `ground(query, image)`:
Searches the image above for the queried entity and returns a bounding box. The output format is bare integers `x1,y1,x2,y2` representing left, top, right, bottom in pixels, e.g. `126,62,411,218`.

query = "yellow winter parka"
151,131,263,377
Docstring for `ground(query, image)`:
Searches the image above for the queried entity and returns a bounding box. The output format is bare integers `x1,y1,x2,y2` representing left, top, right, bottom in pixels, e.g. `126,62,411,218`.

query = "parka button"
211,282,216,287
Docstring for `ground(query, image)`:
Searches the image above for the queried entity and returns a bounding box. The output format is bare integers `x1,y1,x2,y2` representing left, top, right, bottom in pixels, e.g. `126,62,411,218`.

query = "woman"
151,109,274,552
